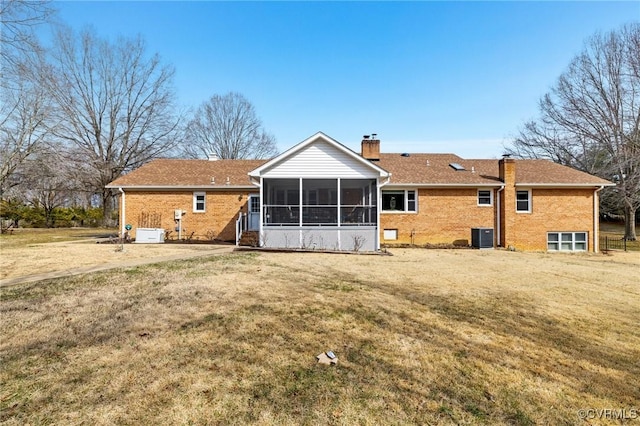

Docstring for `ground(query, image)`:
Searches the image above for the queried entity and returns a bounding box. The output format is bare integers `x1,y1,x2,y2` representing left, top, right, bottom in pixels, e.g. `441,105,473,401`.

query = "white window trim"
516,189,531,213
547,232,588,251
382,189,418,213
193,192,206,213
477,189,493,206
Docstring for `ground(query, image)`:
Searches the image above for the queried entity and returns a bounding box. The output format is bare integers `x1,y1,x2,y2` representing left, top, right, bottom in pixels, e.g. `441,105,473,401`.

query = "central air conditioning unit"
135,228,165,244
471,228,494,249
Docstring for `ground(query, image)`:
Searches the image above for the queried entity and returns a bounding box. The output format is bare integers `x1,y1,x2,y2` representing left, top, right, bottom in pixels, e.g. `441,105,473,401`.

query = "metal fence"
599,236,628,252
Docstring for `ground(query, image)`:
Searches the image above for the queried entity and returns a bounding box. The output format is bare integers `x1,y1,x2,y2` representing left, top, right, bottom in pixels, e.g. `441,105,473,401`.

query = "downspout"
594,185,604,253
377,175,391,251
118,187,126,237
496,185,504,247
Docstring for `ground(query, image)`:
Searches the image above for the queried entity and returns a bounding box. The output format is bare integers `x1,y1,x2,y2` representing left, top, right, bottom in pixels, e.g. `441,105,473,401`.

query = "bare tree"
1,0,54,197
182,92,278,159
43,27,182,223
0,0,53,83
20,147,73,227
0,64,52,197
508,24,640,240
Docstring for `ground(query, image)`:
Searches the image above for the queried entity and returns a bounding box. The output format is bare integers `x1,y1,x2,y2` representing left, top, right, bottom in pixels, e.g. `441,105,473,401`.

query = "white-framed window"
382,190,417,213
193,192,206,212
547,232,587,251
516,189,531,213
477,189,493,206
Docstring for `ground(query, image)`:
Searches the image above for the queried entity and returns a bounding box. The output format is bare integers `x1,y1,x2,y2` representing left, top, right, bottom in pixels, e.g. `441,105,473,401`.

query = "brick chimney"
498,155,516,249
499,155,515,185
361,134,380,161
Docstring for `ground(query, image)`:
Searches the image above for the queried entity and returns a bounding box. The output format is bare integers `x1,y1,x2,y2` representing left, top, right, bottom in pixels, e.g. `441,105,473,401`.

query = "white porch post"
259,177,264,247
337,178,341,250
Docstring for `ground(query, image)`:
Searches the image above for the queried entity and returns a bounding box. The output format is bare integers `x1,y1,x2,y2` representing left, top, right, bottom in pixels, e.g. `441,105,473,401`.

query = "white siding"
261,140,379,178
262,227,377,252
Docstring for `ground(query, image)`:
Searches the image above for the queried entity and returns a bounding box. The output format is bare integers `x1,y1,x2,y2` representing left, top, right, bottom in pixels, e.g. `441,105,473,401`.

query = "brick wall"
120,190,252,242
499,158,516,248
118,186,597,251
380,186,597,251
380,188,496,246
503,187,596,251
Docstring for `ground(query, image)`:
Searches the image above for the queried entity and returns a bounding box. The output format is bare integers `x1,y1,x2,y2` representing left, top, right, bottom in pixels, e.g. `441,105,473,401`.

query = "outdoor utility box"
471,228,494,249
174,209,183,220
135,228,165,244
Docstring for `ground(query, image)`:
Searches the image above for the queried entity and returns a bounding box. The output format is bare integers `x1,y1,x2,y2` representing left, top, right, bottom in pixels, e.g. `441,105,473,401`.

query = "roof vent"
363,135,370,139
401,153,410,157
210,176,215,184
449,163,465,171
371,133,377,139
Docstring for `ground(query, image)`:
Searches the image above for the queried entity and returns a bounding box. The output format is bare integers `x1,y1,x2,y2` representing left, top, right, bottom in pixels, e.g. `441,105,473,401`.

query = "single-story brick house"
107,132,613,252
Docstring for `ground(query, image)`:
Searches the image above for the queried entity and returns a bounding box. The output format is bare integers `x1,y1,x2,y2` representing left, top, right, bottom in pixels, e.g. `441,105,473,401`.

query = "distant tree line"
0,199,106,229
0,0,277,228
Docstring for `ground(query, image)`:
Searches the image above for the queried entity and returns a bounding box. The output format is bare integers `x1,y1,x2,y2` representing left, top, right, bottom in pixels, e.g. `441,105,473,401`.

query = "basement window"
547,232,587,251
193,192,206,212
383,229,398,240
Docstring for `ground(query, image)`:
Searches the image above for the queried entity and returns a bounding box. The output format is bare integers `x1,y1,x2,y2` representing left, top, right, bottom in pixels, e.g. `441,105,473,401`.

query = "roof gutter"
515,183,616,188
105,185,257,190
384,183,502,188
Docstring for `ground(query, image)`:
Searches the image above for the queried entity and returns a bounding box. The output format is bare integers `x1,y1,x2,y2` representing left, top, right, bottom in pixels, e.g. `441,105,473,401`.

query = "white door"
248,194,260,230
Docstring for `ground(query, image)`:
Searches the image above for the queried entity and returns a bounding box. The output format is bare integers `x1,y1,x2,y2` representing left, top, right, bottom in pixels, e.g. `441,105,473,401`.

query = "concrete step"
238,231,259,247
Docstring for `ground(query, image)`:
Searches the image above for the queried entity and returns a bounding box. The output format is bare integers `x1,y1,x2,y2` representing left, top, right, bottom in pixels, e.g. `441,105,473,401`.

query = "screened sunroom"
247,132,390,251
260,178,379,251
262,178,377,227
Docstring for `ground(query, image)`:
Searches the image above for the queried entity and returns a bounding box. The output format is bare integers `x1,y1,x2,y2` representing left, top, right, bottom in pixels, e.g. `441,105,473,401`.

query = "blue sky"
48,1,638,158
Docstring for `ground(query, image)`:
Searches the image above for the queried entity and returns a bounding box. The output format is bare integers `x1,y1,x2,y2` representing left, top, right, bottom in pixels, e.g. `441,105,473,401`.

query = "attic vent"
401,153,410,157
449,163,465,171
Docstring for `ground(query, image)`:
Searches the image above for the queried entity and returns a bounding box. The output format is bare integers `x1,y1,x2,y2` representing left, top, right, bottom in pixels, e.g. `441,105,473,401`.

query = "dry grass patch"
1,249,639,425
0,227,115,249
0,229,227,281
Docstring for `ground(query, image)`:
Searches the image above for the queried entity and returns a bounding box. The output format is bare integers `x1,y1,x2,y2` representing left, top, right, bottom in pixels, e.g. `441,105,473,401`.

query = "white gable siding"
261,140,379,178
